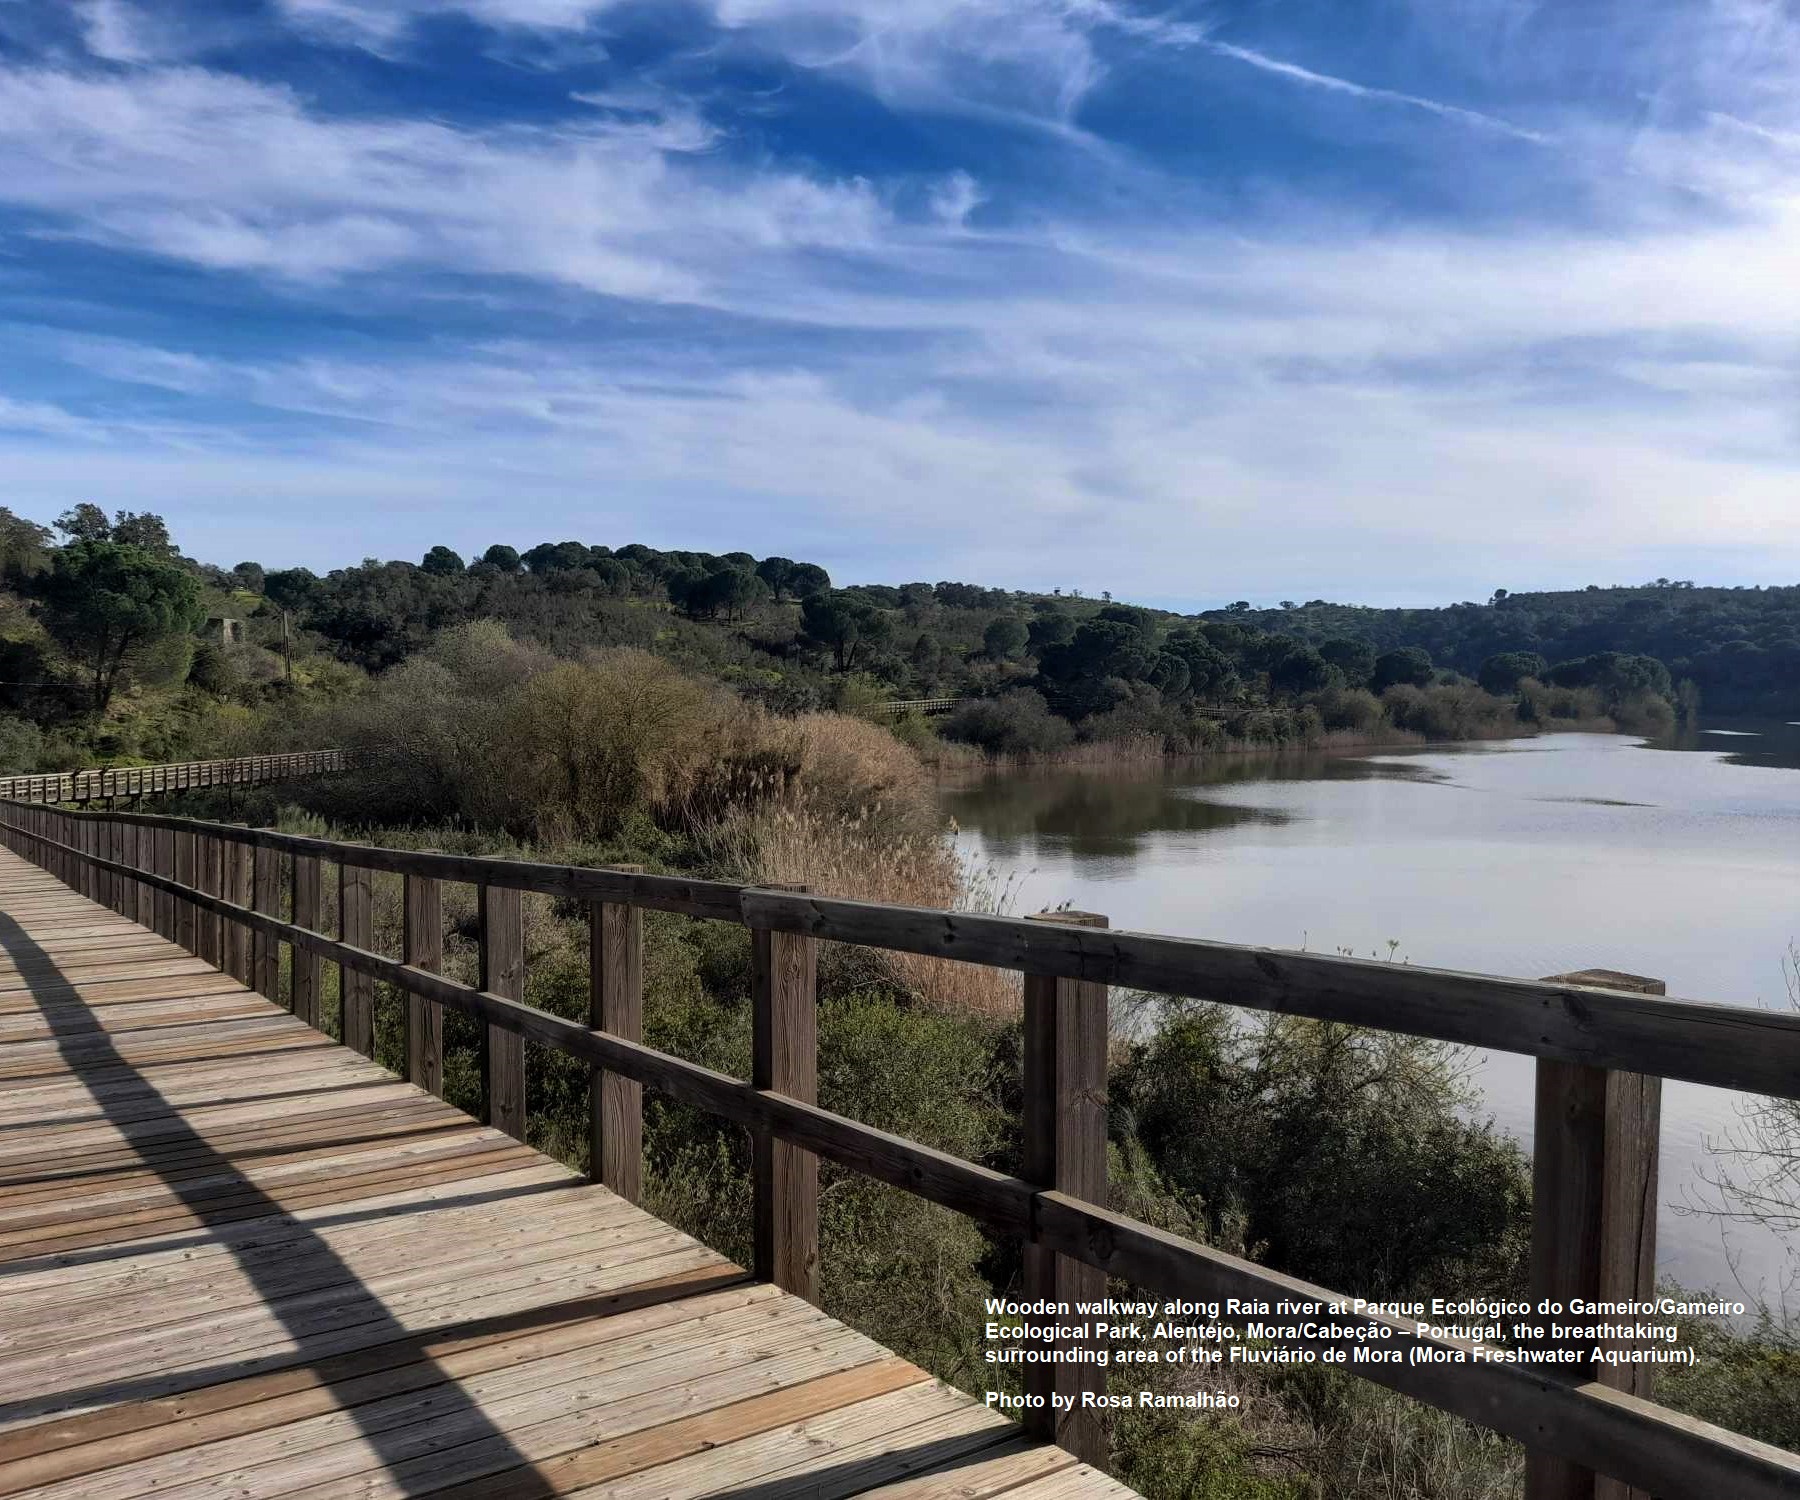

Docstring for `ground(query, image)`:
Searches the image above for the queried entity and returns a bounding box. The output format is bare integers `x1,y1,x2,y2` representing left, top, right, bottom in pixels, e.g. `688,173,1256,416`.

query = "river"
944,720,1800,1307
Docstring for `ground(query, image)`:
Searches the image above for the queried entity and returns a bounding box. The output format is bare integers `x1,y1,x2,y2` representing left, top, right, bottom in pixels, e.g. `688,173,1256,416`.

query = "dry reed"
702,789,1023,1018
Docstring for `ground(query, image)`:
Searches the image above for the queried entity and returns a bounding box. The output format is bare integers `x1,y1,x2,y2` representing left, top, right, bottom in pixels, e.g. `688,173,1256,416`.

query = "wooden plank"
196,831,223,969
172,828,197,955
291,854,322,1031
753,884,817,1301
590,865,642,1198
221,837,251,984
480,883,526,1141
404,867,443,1096
251,839,282,1002
153,825,174,940
1532,970,1666,1500
0,1279,769,1495
1021,910,1108,1466
339,857,374,1057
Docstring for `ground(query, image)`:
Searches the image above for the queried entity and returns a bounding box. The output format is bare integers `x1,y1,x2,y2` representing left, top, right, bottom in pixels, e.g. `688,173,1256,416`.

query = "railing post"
479,884,527,1140
196,829,222,967
251,836,282,1001
404,861,444,1096
94,819,112,910
590,864,644,1197
113,820,133,919
752,883,819,1302
1022,909,1111,1468
152,824,173,939
291,854,323,1030
339,854,375,1056
173,826,198,955
1527,969,1664,1500
224,833,254,984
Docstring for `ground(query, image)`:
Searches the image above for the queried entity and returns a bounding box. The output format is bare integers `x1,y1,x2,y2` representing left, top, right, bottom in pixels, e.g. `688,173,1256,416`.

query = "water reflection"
946,723,1800,1303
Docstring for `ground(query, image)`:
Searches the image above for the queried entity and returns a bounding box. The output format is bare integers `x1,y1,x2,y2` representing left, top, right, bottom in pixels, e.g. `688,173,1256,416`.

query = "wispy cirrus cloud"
1202,40,1550,143
0,63,896,295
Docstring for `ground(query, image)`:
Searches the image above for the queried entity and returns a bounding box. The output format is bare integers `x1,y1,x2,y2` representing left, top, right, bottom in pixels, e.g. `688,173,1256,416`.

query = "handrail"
7,799,1799,1099
1,800,1796,1498
0,749,348,804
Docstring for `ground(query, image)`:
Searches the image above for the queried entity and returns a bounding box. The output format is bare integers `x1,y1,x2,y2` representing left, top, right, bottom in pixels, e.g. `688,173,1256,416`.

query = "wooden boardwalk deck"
0,850,1135,1500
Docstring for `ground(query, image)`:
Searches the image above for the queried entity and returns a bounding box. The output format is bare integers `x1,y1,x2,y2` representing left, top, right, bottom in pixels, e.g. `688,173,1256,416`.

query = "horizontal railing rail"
869,697,970,716
1,799,1795,1499
0,749,349,804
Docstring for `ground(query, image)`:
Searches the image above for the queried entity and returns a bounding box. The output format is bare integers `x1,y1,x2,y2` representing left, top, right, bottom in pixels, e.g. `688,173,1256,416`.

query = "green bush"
1113,1003,1531,1298
942,688,1073,755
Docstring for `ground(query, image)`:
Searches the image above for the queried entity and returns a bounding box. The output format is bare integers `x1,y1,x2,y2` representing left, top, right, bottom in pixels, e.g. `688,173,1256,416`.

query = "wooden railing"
869,697,970,717
0,749,348,804
1,800,1797,1499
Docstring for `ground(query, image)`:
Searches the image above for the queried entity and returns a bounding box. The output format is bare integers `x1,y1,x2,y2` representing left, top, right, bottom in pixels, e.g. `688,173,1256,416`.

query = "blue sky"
0,0,1795,606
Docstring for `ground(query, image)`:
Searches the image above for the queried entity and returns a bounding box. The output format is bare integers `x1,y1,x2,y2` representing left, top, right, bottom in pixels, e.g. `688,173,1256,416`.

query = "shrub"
0,714,40,773
1307,686,1383,734
1515,677,1608,727
1380,683,1516,740
941,689,1073,756
1113,1003,1531,1298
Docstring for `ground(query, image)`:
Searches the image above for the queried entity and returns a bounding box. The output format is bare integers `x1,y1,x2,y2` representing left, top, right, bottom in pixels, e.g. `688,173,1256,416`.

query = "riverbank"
917,709,1637,777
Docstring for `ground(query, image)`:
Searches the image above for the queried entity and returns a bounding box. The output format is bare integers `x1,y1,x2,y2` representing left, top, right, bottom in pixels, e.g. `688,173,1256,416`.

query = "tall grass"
701,787,1024,1018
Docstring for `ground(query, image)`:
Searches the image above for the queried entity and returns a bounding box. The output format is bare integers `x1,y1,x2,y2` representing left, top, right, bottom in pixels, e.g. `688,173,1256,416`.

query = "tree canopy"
38,540,205,712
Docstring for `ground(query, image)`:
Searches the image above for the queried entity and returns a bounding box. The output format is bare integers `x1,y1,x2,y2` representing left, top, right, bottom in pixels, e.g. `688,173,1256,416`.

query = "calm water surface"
945,721,1800,1304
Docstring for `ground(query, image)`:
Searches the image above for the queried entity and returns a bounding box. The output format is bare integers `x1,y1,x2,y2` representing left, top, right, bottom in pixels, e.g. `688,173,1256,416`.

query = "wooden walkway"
0,850,1134,1500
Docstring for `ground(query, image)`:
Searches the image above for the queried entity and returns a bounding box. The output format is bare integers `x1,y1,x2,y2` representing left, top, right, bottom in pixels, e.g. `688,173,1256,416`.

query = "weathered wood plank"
403,867,443,1096
339,856,374,1057
590,865,642,1199
291,854,322,1030
753,883,818,1301
479,883,527,1141
1022,911,1108,1466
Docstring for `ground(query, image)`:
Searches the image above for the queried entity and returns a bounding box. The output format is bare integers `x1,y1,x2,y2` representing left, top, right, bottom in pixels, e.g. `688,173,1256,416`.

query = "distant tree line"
1213,583,1798,714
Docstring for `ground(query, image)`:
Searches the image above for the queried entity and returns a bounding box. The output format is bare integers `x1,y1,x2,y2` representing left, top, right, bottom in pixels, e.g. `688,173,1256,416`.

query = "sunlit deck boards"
0,850,1135,1500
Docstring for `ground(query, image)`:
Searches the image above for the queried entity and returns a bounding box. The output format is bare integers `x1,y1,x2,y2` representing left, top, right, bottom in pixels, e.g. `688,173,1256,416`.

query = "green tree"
788,562,831,598
421,545,466,577
1026,612,1074,653
673,565,761,621
482,544,523,573
802,591,892,671
1268,643,1332,696
54,503,111,542
231,561,266,593
1318,636,1376,687
982,615,1028,660
263,567,320,612
523,541,590,574
110,511,175,554
754,556,796,599
37,540,205,713
0,508,53,579
1478,651,1547,695
1372,646,1433,692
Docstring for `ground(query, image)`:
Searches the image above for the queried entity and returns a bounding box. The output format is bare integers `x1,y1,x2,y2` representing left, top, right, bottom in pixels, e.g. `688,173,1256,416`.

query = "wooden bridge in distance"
2,797,1799,1499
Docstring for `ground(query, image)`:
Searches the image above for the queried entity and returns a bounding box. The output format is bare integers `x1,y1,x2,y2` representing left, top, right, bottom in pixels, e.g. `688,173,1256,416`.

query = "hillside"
1211,584,1800,715
4,505,1786,778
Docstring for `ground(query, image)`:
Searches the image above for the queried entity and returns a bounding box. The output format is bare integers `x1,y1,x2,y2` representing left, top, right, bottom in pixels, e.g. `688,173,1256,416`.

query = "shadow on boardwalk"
0,903,565,1496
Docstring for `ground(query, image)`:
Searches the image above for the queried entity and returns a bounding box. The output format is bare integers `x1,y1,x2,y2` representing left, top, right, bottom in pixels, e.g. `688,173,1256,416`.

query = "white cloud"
278,0,616,50
0,64,889,296
1202,41,1549,143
